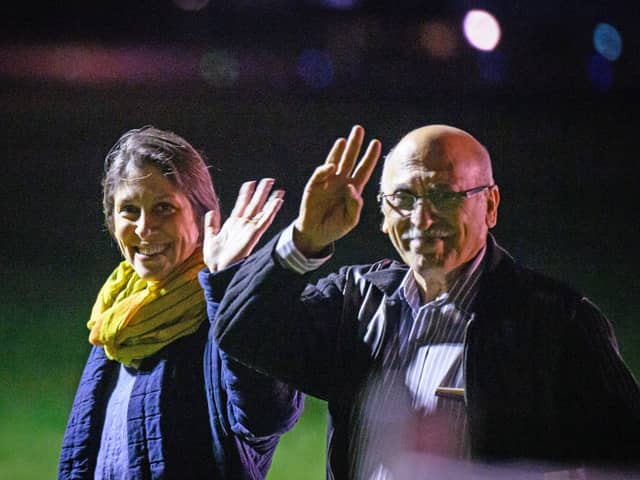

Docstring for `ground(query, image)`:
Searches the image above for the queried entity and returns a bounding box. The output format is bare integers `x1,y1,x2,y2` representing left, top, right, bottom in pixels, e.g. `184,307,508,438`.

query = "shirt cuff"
275,223,332,274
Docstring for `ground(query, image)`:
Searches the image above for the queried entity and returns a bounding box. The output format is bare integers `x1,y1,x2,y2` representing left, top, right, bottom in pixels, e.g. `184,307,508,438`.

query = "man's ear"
381,208,390,234
485,185,500,228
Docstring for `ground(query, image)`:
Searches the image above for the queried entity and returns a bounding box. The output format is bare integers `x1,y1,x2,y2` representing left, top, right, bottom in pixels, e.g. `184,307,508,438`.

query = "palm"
294,126,381,256
203,179,284,272
298,174,360,247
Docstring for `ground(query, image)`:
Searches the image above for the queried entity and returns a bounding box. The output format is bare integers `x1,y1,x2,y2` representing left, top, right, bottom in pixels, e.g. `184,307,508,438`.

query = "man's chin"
412,251,445,274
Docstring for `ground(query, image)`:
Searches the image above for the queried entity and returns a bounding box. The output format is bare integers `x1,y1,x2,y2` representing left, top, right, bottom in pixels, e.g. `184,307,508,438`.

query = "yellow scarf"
88,251,206,366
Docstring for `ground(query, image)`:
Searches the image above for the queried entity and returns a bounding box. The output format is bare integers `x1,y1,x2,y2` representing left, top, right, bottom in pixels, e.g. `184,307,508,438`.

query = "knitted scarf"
87,251,206,366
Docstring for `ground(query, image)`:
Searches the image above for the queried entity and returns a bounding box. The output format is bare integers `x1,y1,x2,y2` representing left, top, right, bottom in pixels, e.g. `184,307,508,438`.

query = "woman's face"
113,163,200,282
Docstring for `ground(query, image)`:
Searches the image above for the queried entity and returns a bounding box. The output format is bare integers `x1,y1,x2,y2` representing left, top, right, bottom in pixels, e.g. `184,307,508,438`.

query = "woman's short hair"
102,126,219,241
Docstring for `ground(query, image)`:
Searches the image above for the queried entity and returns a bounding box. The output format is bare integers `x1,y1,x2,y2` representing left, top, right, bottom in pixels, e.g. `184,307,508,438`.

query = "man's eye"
389,192,412,208
430,191,458,204
119,205,140,218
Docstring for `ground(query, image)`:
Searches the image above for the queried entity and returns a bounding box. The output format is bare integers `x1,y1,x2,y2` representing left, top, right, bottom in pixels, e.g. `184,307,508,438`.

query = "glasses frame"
377,184,495,218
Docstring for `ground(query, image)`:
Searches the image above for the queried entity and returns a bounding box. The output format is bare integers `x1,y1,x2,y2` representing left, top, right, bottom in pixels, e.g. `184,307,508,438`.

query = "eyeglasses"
377,185,494,217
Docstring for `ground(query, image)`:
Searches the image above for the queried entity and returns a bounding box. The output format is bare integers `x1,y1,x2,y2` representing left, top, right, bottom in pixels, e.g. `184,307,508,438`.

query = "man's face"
381,135,499,284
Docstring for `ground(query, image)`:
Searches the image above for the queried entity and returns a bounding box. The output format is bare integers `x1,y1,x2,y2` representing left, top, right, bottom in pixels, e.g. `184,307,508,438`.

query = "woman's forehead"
114,165,180,201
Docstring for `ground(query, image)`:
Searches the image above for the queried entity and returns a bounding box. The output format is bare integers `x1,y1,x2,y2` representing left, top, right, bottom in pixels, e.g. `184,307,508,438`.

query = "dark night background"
1,1,638,477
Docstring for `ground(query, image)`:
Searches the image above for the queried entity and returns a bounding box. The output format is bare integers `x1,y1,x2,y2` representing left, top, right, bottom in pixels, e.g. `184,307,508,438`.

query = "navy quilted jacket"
59,265,303,479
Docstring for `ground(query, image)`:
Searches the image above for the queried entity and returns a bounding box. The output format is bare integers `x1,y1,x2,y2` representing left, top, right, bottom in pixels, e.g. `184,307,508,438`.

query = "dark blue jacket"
214,233,640,479
59,266,303,479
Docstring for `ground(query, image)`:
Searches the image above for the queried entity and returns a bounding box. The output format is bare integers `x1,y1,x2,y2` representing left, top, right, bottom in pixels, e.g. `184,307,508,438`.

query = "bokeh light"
419,21,457,60
199,50,239,87
296,50,334,88
319,0,361,10
463,10,501,52
173,0,210,11
593,22,623,62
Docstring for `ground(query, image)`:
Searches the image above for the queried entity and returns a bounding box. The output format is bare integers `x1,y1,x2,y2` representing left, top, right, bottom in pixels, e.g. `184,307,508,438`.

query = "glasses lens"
388,192,415,212
428,190,462,210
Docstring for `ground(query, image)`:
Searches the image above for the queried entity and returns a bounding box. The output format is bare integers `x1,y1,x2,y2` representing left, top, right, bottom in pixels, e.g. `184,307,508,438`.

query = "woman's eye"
155,203,177,216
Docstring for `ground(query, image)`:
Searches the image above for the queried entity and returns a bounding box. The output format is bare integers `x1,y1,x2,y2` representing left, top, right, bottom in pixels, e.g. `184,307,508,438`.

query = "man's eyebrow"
389,184,414,193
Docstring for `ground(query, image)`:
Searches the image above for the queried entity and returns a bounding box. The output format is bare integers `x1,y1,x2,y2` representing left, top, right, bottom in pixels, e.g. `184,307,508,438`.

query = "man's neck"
413,250,485,304
414,269,448,304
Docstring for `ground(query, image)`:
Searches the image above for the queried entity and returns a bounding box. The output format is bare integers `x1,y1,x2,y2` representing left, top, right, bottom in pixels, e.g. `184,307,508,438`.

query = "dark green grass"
0,270,326,479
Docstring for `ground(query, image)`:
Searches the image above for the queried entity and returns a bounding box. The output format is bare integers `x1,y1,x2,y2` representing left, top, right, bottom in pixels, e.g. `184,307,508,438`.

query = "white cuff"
275,223,332,274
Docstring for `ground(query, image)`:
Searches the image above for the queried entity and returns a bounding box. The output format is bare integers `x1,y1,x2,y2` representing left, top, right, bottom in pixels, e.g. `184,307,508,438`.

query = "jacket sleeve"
566,297,640,463
199,262,304,441
213,233,358,401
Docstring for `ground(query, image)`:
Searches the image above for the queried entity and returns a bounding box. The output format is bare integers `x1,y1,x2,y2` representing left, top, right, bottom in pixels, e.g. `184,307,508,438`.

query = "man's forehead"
390,138,420,162
386,140,452,176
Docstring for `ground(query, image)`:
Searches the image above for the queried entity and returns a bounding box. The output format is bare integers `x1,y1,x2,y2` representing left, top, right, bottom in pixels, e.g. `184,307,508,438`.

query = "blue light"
318,0,361,10
593,23,623,62
296,50,334,89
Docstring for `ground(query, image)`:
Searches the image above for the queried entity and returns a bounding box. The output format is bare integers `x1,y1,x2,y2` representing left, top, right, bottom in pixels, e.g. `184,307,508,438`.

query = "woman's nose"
135,211,158,237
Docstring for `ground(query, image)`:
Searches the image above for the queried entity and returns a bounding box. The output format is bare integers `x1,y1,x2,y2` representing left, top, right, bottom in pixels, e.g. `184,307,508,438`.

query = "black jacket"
215,234,640,478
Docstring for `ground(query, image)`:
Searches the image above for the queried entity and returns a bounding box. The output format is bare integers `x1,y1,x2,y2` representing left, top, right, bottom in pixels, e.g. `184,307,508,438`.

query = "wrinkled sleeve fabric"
198,262,304,443
274,222,333,274
566,297,640,463
214,233,357,401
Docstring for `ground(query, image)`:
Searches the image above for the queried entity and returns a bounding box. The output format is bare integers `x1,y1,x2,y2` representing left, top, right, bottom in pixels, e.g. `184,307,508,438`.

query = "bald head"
382,125,494,190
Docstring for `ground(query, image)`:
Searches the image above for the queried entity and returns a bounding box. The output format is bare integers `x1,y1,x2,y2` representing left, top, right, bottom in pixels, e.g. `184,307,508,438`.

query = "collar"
402,243,487,311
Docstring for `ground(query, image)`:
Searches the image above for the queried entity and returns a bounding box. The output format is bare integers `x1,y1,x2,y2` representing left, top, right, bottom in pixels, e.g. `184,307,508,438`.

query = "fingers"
306,163,337,190
351,138,382,194
229,180,257,218
325,138,346,168
345,183,364,222
244,178,276,218
336,125,364,176
255,190,285,231
204,210,220,234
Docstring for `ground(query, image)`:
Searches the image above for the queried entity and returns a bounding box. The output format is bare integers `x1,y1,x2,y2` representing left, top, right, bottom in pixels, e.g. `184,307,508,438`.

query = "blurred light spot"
477,50,505,84
318,0,361,10
419,20,457,59
296,50,334,88
199,50,239,87
587,53,614,91
173,0,210,11
593,22,623,61
0,44,201,85
463,10,501,51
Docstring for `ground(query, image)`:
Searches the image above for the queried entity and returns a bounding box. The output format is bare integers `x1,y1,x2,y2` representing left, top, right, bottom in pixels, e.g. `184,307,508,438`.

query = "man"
215,125,640,478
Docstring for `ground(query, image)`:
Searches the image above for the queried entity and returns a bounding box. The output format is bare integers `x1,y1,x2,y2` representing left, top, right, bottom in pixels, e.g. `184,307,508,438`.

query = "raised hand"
204,178,284,272
293,125,381,256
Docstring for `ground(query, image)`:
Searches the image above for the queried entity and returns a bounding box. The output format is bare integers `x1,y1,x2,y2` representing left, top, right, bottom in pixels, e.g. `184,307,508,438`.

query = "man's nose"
410,200,436,229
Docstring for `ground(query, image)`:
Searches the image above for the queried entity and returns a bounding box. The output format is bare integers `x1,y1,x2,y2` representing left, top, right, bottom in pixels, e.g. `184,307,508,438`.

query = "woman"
58,126,302,479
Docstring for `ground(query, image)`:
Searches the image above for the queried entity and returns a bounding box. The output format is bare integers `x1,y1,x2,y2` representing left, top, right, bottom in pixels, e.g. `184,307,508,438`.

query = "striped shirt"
275,224,487,476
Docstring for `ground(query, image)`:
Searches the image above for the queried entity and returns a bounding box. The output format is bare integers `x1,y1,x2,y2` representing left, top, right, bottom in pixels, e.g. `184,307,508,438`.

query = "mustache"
400,227,454,241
